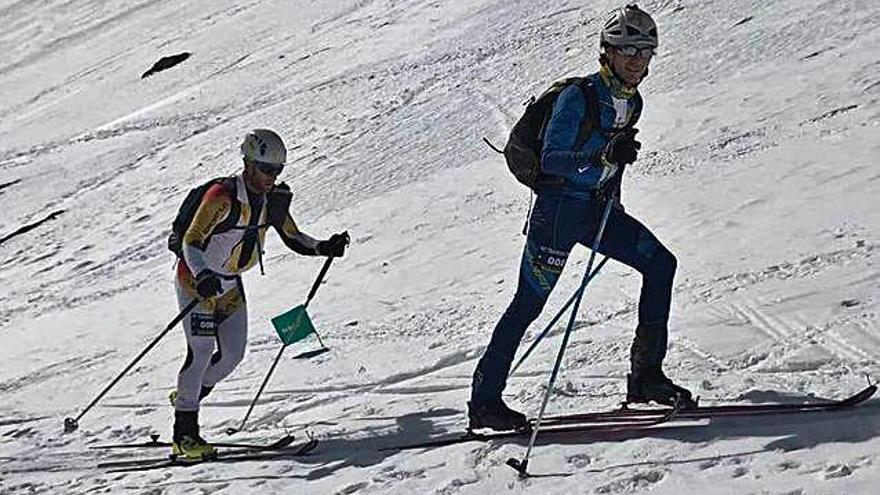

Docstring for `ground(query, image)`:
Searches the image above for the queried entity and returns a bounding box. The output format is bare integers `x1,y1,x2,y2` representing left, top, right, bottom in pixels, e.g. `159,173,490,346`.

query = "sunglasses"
615,45,656,60
252,160,284,176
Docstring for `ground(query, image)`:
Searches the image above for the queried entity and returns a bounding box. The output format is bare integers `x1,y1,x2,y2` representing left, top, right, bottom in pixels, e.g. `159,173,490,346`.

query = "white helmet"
241,128,287,165
600,4,658,49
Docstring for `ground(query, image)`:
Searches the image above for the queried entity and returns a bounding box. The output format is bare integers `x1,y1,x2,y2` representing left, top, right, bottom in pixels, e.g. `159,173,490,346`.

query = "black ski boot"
172,410,216,461
628,322,697,408
627,370,697,408
468,400,530,432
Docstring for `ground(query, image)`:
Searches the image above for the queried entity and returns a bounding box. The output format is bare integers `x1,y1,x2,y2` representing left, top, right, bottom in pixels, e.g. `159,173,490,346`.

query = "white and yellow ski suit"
174,174,319,411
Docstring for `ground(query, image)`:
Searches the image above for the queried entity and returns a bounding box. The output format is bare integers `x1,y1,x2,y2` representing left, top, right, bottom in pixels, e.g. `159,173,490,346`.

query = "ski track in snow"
1,0,880,494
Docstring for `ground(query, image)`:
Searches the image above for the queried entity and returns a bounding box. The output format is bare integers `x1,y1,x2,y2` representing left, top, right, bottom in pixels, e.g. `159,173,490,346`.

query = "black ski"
98,437,318,472
381,384,875,452
542,383,876,425
92,434,296,451
382,403,679,451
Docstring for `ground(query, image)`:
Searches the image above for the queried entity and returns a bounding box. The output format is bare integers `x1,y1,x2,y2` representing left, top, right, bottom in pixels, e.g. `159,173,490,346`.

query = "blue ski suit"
471,71,677,405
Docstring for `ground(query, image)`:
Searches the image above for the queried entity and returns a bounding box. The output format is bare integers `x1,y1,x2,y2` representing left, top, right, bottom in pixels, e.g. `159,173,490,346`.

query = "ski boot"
172,410,216,461
626,370,697,409
468,400,530,432
628,323,697,408
172,435,217,461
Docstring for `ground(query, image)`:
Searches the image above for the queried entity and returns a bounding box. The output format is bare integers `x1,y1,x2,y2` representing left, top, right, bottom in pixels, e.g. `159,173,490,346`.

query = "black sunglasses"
252,160,284,176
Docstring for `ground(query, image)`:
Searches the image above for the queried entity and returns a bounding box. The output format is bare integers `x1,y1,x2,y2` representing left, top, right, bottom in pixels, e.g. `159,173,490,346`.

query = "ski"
542,383,876,424
381,384,875,452
92,434,296,451
98,437,318,472
382,402,680,451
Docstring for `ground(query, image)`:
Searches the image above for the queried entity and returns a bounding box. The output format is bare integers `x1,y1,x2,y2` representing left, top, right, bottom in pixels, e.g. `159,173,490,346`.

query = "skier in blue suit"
470,4,695,431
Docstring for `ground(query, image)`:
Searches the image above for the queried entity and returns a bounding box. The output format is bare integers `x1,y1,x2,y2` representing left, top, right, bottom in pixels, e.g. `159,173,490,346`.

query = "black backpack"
503,77,601,190
167,177,240,258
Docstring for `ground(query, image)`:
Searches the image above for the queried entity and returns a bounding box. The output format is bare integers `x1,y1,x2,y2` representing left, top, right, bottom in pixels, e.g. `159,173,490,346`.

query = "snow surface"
1,0,878,493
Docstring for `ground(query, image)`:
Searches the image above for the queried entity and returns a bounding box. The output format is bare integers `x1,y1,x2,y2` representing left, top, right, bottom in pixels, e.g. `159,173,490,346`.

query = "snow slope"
1,0,878,493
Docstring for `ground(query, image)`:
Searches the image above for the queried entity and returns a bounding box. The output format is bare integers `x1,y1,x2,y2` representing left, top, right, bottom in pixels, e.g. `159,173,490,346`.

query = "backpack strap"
605,91,642,200
169,177,243,260
212,176,241,235
573,78,600,149
236,187,264,271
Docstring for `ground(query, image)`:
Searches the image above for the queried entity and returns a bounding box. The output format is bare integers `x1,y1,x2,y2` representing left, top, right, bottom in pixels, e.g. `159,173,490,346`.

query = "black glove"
317,231,350,257
601,128,641,167
195,269,223,299
266,182,293,228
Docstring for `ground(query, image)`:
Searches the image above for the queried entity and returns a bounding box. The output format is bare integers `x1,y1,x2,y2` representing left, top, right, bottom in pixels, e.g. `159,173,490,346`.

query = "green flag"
271,305,316,345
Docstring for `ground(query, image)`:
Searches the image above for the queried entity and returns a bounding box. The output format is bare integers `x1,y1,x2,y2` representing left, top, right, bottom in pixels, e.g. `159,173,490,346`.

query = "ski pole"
306,255,334,307
507,196,615,478
511,184,622,373
227,256,336,435
305,255,334,350
225,344,287,436
63,299,200,434
510,255,610,376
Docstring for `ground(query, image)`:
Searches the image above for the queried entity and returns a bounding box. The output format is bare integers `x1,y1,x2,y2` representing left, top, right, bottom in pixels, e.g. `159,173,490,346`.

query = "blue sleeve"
540,85,605,179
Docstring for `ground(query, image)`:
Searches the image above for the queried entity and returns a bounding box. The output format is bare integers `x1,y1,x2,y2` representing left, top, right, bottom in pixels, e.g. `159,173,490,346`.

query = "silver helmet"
241,128,287,165
600,4,658,49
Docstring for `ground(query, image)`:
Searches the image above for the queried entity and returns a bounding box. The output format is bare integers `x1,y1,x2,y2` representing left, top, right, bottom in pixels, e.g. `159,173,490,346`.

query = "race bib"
191,313,218,336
